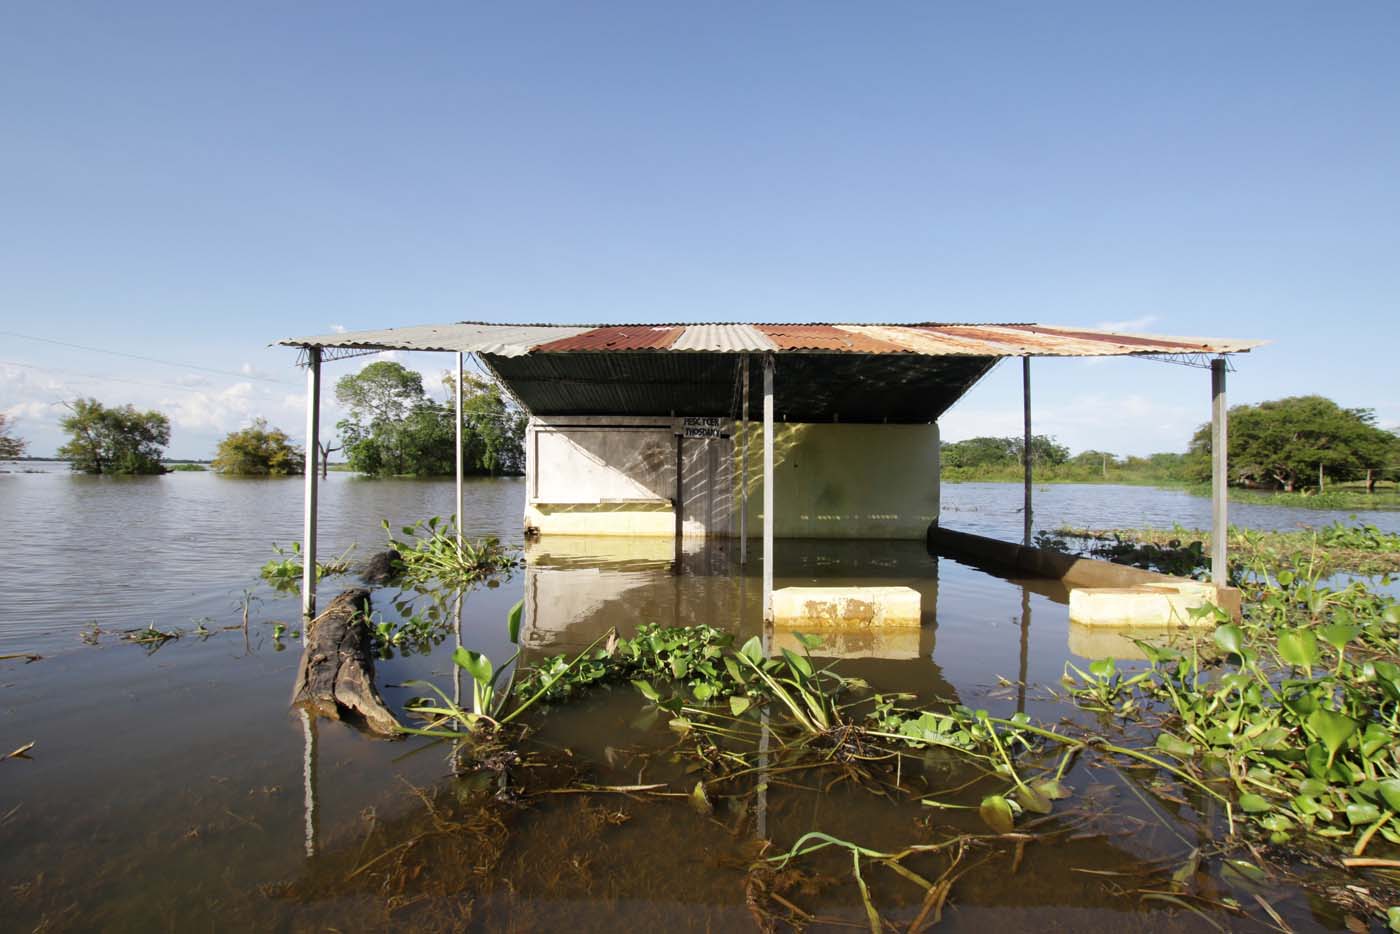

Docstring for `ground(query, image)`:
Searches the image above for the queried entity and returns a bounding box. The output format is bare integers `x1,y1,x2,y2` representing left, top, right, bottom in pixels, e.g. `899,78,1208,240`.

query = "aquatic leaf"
689,780,713,815
668,716,693,735
723,656,745,685
729,695,751,716
1307,708,1358,760
1015,784,1053,815
792,632,824,651
1276,629,1319,669
1033,778,1071,801
1170,848,1200,889
692,682,714,702
1238,793,1272,814
1317,622,1359,653
1214,624,1245,656
1388,907,1400,934
782,648,813,678
1379,779,1400,813
1347,803,1382,825
1299,777,1329,796
1088,658,1116,679
506,600,523,644
1362,724,1390,759
978,794,1015,834
632,679,661,702
453,647,493,684
1275,570,1294,587
739,636,765,665
1156,732,1197,759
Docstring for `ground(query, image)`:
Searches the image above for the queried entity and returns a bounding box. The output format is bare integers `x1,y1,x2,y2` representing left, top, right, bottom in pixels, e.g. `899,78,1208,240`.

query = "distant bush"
58,398,170,475
213,419,304,476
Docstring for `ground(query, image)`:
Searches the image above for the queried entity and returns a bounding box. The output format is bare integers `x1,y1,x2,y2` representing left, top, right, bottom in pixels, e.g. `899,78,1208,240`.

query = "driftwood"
360,549,402,585
291,588,400,736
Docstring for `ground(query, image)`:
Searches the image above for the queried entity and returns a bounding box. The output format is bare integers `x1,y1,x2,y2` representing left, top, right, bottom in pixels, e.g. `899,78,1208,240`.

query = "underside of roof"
278,321,1265,424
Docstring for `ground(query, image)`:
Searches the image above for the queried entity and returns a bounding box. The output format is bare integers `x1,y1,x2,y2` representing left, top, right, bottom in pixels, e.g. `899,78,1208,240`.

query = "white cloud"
1096,315,1159,333
330,324,347,334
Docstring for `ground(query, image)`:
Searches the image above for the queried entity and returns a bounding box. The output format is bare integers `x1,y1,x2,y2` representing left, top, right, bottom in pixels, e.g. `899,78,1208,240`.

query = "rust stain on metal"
759,324,908,353
1002,325,1212,353
534,325,684,352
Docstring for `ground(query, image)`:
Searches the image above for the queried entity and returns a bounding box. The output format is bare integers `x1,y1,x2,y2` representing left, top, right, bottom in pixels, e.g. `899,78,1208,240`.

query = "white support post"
740,353,749,565
455,352,465,550
1022,356,1032,548
762,355,775,623
1211,358,1228,583
301,347,321,622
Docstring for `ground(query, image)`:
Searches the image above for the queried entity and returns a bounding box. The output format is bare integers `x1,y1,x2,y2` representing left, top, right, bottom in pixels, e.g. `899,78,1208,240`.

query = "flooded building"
279,321,1263,623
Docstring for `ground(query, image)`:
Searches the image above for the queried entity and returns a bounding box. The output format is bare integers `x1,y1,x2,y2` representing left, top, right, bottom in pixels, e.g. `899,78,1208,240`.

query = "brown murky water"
1,470,1391,931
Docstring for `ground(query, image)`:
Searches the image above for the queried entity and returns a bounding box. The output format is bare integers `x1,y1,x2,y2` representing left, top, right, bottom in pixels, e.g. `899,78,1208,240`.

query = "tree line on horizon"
7,389,1396,490
941,395,1400,491
0,361,527,478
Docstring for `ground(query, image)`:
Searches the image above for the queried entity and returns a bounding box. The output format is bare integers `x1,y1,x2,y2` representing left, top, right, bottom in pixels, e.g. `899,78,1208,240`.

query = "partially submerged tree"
1189,395,1400,491
58,398,171,475
334,361,525,478
213,418,304,476
0,413,26,459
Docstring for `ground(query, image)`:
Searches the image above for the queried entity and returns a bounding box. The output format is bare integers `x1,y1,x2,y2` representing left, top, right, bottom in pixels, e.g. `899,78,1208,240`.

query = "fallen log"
360,549,402,585
291,588,400,736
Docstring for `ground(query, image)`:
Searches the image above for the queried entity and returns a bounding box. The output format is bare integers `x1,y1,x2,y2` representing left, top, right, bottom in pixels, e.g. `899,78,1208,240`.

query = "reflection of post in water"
1017,587,1031,714
301,706,319,858
451,588,465,775
756,609,773,841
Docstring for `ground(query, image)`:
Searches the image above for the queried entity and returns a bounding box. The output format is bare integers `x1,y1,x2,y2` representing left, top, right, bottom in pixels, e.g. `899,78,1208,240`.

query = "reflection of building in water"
521,537,941,663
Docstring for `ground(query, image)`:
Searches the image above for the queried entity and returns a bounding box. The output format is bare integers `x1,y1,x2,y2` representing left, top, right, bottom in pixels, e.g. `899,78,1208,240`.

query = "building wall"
524,415,939,541
734,422,939,540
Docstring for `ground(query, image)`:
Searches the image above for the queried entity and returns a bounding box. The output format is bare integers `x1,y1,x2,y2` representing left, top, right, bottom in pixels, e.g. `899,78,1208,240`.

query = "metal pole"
455,352,465,550
740,353,749,565
301,347,321,622
763,355,775,623
1211,358,1228,583
1022,356,1032,547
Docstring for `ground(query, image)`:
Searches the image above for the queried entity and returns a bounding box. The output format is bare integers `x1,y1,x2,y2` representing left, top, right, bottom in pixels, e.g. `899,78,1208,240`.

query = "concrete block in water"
1069,581,1222,628
772,586,921,628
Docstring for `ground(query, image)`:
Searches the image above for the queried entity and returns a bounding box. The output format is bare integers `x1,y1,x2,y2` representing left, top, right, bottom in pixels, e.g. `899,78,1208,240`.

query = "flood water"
2,466,1396,931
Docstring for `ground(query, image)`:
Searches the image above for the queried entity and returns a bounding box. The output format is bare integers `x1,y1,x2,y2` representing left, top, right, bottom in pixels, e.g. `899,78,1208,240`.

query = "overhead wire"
0,330,300,386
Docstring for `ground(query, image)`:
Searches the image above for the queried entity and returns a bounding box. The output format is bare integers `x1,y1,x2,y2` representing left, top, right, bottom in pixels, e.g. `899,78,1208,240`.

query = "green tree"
58,398,171,475
941,434,1068,469
1189,395,1400,491
333,362,526,477
0,413,26,459
212,418,304,476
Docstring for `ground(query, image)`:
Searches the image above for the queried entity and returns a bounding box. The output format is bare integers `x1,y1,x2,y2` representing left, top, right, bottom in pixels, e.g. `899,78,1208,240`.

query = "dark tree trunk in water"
1368,469,1376,493
291,588,400,736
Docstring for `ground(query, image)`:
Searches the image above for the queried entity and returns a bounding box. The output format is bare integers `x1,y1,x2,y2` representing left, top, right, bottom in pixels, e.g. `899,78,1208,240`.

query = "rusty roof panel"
1002,325,1251,354
760,324,909,353
534,325,684,352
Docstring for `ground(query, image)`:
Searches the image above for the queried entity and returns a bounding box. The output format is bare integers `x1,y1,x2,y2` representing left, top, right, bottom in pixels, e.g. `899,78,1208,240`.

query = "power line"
0,358,282,398
0,330,299,386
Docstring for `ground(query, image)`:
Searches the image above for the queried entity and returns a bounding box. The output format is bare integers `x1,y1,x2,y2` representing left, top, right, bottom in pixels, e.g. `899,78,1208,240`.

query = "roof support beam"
1211,358,1229,583
762,354,775,624
301,347,321,621
740,353,749,566
455,352,465,552
1022,356,1033,547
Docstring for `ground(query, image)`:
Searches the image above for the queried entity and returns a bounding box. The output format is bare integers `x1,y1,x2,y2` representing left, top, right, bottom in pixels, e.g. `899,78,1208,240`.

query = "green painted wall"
734,423,940,540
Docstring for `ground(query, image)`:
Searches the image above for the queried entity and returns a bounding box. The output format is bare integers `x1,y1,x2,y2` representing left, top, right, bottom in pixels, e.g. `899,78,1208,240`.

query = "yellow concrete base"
772,628,921,660
1068,581,1222,628
525,503,676,537
772,586,921,628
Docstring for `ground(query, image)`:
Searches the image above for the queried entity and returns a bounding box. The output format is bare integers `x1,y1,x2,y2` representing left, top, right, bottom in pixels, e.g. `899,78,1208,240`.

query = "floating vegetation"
382,517,519,590
260,541,355,592
385,558,1400,931
1048,521,1400,577
1064,560,1400,858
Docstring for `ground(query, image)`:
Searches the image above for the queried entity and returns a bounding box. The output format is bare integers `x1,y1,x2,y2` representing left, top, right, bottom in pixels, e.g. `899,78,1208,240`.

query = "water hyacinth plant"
383,516,519,589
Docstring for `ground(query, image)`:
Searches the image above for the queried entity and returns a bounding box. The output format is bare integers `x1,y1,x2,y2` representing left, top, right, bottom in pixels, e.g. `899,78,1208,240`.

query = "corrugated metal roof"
279,320,1265,358
276,323,594,357
534,325,685,352
670,323,777,352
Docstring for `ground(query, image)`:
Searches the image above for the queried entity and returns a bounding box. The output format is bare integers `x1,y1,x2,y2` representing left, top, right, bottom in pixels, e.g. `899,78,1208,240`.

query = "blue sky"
2,2,1397,459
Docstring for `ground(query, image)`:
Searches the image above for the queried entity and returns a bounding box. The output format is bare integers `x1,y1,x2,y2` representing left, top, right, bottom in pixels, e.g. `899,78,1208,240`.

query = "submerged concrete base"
772,628,921,660
772,586,921,628
1068,581,1221,628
